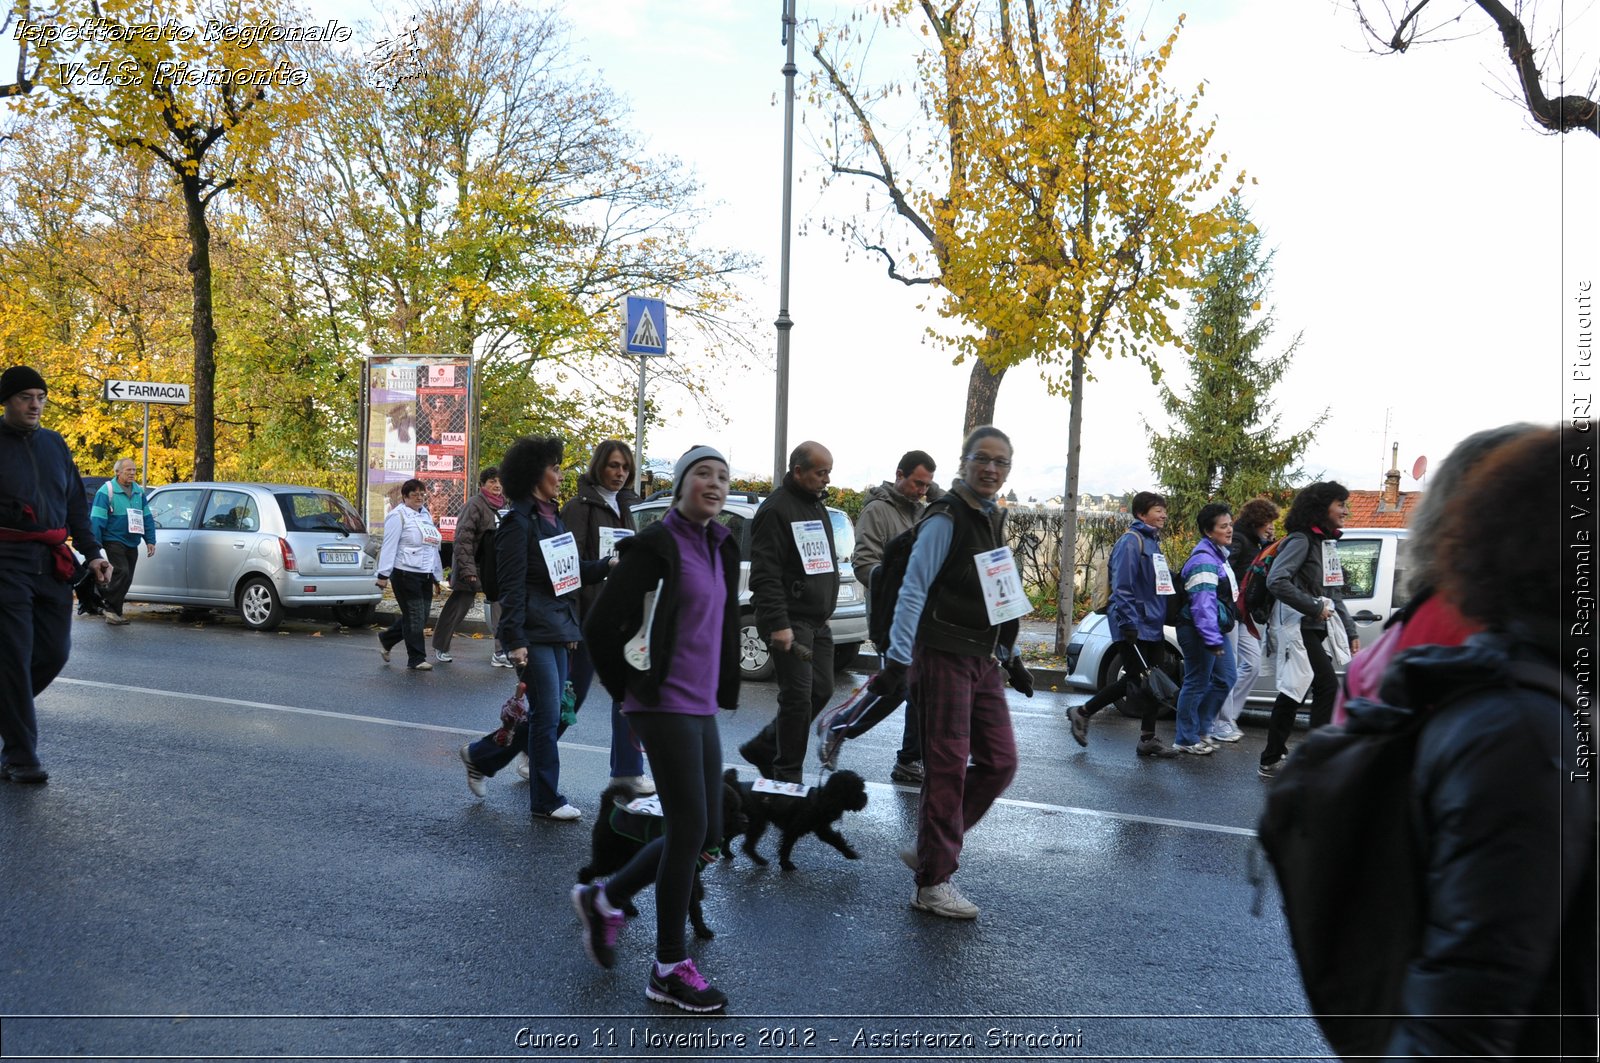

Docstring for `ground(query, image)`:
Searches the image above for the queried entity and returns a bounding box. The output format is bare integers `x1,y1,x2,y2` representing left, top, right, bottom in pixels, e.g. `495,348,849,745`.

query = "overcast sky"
522,0,1595,503
13,0,1593,499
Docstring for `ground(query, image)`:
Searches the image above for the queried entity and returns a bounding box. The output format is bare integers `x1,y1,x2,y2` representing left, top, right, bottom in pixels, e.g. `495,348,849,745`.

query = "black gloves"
1004,655,1035,698
868,659,908,702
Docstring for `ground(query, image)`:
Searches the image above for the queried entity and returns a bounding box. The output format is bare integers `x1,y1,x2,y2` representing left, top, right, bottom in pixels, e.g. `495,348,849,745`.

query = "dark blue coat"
1107,520,1167,641
495,499,610,650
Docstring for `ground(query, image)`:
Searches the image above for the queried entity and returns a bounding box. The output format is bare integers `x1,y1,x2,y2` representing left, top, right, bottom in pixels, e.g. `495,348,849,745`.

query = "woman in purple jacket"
570,445,741,1014
1172,503,1238,754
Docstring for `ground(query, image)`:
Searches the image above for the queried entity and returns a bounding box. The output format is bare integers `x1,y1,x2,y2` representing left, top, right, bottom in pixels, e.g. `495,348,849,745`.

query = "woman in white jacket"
376,478,445,670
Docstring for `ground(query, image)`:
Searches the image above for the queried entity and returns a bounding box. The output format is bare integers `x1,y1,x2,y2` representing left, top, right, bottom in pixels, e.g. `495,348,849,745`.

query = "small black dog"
576,779,748,939
725,768,870,871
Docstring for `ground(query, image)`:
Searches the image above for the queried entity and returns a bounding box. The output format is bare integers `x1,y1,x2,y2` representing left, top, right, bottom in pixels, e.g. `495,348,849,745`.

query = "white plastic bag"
1273,600,1313,702
1326,612,1353,668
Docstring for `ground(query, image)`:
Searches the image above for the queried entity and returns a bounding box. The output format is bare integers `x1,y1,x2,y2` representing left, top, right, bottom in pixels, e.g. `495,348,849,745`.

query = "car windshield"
276,492,365,533
828,509,855,560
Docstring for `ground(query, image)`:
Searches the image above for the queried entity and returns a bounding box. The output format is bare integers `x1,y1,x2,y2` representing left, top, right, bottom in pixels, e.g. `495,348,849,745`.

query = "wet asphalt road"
0,607,1329,1062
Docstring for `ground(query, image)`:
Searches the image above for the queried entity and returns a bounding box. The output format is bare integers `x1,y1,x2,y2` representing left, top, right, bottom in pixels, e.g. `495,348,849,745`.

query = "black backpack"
866,523,920,651
1254,654,1573,1059
865,503,967,652
477,506,509,601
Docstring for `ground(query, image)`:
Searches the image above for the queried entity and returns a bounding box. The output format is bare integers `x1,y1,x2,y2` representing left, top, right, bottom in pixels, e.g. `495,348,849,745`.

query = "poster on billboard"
361,355,476,545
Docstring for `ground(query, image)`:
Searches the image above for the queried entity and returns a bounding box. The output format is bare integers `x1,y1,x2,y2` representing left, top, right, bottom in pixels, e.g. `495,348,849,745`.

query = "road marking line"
53,677,1257,837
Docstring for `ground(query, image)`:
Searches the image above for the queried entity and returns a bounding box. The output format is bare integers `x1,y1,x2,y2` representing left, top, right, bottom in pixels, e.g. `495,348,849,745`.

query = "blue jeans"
1175,623,1237,746
465,642,569,814
568,641,645,778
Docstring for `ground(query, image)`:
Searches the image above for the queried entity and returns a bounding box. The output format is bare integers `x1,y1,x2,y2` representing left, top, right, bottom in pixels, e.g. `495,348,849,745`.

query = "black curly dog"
576,779,748,939
724,768,869,871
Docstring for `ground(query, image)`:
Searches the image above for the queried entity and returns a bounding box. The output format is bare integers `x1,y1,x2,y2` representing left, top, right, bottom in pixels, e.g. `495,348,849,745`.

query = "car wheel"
738,613,775,682
1106,645,1180,720
331,603,377,627
833,642,863,674
238,577,284,631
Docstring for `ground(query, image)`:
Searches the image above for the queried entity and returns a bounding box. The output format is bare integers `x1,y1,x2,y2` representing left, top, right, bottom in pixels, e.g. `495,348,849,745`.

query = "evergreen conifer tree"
1146,199,1326,532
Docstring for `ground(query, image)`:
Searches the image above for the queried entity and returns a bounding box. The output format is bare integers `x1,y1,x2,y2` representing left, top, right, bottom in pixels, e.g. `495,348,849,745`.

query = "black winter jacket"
748,474,839,635
560,475,640,619
583,518,742,710
1380,635,1596,1061
495,498,610,649
0,420,100,573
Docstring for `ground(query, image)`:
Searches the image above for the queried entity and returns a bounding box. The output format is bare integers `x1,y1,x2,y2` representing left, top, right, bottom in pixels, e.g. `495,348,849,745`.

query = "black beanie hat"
0,366,48,403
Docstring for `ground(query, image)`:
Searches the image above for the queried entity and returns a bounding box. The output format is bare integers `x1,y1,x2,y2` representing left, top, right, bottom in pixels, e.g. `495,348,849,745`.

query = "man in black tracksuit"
0,366,112,784
738,441,840,782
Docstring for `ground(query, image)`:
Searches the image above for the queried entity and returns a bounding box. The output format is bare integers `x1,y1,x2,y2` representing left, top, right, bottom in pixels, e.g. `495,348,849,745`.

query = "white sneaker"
615,775,656,795
435,650,453,663
1174,741,1213,755
514,752,530,780
413,661,433,671
1209,728,1245,743
490,652,513,668
911,881,979,919
459,745,486,799
534,803,581,821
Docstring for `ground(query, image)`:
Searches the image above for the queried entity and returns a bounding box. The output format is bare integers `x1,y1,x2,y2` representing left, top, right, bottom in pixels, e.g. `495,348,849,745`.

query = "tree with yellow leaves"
5,0,312,479
814,0,1244,650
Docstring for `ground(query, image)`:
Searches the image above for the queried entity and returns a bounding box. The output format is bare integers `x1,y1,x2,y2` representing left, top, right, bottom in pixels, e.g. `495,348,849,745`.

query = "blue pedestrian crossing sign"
623,296,667,356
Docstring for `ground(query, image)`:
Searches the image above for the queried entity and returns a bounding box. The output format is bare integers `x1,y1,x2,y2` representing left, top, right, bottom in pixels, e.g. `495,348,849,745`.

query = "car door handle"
164,540,182,547
1352,610,1381,622
232,541,247,549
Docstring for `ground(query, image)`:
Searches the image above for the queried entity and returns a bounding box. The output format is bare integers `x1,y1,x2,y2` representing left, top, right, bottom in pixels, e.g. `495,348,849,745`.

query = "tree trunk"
963,357,1007,435
1053,346,1088,655
183,177,217,481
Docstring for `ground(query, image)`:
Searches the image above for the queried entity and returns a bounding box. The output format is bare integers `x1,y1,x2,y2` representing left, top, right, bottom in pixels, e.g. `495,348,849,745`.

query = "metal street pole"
141,403,150,486
773,0,797,485
634,354,647,496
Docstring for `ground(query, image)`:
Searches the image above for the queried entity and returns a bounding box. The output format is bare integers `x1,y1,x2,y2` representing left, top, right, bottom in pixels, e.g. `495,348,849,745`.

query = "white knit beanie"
671,445,728,498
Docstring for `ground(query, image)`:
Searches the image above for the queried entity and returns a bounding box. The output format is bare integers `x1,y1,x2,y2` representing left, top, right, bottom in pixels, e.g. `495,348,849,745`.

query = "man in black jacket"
739,441,840,782
0,366,112,784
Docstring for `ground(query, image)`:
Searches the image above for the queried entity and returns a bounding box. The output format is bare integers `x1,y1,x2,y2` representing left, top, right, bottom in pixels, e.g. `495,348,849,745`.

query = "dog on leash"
576,778,749,939
724,768,869,871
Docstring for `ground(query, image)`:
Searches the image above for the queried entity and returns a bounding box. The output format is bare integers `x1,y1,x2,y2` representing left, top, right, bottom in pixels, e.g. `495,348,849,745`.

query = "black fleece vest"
916,491,1006,657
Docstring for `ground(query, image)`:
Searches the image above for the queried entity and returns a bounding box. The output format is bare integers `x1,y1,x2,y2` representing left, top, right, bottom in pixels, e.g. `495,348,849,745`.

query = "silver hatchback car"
127,482,382,630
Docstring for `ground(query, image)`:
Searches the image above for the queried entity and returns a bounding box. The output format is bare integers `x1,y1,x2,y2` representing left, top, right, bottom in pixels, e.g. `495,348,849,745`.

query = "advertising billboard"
360,355,477,544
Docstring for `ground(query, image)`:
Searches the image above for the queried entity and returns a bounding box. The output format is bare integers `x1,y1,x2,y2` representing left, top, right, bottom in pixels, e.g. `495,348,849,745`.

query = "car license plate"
319,549,359,564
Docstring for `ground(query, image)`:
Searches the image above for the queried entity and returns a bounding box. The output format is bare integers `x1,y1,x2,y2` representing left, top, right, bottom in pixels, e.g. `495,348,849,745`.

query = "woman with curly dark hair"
457,435,614,821
1258,481,1360,778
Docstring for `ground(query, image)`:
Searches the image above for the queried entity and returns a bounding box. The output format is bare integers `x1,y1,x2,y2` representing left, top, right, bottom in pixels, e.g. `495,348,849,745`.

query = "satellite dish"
1412,456,1428,481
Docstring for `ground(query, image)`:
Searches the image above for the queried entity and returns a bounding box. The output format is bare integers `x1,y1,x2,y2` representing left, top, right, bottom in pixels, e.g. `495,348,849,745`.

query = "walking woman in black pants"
571,445,742,1013
1258,481,1360,777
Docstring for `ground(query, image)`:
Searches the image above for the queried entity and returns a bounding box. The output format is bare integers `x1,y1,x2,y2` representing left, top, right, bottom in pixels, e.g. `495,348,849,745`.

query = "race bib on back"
790,520,834,575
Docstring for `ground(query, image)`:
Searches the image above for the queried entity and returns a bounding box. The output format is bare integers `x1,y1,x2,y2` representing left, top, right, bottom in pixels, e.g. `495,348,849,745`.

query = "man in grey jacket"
851,450,938,783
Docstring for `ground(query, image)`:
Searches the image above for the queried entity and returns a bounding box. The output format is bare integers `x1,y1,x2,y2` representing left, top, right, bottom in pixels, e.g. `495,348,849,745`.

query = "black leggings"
601,712,723,965
1261,624,1337,765
1082,638,1168,734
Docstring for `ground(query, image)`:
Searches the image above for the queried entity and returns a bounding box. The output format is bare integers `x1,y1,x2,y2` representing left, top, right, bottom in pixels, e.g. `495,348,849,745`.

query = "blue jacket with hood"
1107,520,1167,641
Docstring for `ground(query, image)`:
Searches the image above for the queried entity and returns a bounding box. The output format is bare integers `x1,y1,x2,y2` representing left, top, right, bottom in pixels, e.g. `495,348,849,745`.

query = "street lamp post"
773,0,798,485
